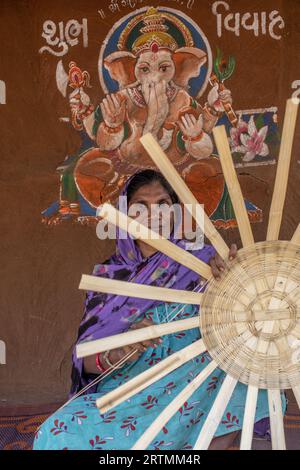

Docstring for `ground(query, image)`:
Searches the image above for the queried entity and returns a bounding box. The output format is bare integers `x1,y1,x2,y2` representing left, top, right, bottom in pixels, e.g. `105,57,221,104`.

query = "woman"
33,170,284,450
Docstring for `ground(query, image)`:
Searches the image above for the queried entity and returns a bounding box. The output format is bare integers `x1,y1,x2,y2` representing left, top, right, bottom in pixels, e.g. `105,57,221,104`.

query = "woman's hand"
209,243,237,280
109,317,163,364
83,318,162,374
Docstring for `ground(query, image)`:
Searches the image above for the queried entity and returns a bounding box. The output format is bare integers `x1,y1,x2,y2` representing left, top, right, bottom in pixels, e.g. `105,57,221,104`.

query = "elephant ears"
104,51,137,89
173,47,207,88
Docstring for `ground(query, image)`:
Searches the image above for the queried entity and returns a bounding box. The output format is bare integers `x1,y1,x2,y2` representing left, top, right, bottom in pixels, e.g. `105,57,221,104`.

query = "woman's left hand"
209,243,237,280
129,317,162,350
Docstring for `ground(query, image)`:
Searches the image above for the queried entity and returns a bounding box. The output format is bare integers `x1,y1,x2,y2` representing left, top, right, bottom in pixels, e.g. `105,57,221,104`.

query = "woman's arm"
83,352,108,375
83,348,133,375
83,318,163,375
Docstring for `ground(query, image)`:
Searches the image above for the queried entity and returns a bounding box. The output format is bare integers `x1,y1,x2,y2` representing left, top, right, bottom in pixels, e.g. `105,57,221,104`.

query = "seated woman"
33,169,285,450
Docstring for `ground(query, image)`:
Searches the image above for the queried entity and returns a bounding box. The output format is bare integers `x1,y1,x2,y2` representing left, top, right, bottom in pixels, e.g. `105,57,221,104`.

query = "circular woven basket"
201,240,300,389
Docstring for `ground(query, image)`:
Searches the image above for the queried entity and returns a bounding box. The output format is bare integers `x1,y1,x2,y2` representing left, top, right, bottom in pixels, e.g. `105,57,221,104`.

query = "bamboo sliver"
292,385,300,410
213,125,254,248
77,317,200,358
268,389,286,450
260,98,299,353
79,274,203,305
291,223,300,245
267,98,299,241
96,339,206,412
240,385,259,450
193,375,238,449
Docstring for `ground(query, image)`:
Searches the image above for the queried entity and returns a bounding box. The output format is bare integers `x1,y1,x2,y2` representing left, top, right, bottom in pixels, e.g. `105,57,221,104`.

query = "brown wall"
0,0,299,406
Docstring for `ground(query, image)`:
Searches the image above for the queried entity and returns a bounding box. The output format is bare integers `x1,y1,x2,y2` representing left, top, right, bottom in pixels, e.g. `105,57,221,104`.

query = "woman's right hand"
109,317,163,364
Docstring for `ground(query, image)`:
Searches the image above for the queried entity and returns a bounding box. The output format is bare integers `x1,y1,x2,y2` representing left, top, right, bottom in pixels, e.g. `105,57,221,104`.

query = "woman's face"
127,181,175,238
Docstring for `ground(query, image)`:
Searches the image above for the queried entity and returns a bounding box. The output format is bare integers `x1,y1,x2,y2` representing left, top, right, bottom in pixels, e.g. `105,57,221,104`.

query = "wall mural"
41,5,280,228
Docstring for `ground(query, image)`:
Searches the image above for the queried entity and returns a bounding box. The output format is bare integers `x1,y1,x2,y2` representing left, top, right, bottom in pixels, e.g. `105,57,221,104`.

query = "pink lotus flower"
229,118,248,148
230,115,269,162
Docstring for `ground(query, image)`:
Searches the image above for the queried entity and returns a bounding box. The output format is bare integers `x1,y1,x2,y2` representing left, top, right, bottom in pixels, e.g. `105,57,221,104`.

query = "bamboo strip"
291,223,300,245
267,98,299,241
240,385,258,450
77,317,200,358
267,389,286,450
79,274,203,305
292,385,300,410
213,125,254,248
96,339,206,412
98,203,212,279
132,360,217,450
140,133,229,259
193,375,238,449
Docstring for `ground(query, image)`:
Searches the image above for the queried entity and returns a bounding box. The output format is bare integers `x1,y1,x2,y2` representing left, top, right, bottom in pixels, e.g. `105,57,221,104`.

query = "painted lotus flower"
230,115,269,162
229,118,248,148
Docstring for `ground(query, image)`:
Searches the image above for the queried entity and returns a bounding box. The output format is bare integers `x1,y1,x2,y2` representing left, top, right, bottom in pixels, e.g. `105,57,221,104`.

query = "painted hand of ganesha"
100,93,126,129
207,83,233,113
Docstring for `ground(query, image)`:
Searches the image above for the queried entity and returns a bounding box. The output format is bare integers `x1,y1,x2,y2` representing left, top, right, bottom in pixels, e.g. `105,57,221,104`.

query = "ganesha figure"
43,7,262,227
81,23,230,168
74,7,230,169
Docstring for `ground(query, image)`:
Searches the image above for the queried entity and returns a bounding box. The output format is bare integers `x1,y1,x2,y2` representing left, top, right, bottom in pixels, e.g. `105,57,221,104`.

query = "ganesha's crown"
118,7,180,56
140,7,169,35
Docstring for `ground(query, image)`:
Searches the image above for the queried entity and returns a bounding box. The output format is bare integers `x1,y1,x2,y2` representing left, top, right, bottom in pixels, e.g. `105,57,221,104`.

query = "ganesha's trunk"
142,81,170,137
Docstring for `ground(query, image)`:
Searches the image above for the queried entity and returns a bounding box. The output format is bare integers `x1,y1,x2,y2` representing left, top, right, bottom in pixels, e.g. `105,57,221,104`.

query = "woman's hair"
126,169,180,205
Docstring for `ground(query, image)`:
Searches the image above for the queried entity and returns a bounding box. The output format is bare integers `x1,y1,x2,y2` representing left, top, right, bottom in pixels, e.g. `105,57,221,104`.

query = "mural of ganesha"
42,6,279,228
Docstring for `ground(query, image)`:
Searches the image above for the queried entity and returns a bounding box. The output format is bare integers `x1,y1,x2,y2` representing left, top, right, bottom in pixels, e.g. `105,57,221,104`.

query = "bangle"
95,352,107,373
81,104,95,120
102,121,123,134
203,102,223,118
182,130,204,142
103,350,123,369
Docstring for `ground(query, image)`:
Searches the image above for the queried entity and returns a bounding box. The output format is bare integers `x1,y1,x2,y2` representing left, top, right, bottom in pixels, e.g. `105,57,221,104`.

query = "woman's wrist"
95,352,108,373
104,348,124,369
